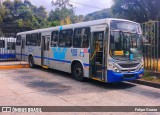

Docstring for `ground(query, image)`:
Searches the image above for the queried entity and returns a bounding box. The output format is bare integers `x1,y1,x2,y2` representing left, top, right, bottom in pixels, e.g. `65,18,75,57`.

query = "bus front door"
41,36,50,67
21,37,25,61
90,31,106,81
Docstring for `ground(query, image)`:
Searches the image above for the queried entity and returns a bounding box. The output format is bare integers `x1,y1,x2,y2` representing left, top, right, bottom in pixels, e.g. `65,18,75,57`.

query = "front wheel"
72,63,85,82
28,56,35,68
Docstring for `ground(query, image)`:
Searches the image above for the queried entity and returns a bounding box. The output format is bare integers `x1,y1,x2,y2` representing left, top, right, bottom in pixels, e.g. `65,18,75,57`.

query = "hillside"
84,8,113,21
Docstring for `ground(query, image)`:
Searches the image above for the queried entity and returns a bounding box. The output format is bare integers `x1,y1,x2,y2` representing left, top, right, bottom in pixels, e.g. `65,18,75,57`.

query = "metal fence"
141,21,160,75
0,36,16,61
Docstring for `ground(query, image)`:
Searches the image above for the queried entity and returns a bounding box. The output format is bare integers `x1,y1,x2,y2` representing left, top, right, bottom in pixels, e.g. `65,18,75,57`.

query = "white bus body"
16,18,144,82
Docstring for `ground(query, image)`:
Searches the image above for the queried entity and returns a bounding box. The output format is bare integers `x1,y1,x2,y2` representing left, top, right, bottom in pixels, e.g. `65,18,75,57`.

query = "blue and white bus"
0,37,16,60
16,18,144,82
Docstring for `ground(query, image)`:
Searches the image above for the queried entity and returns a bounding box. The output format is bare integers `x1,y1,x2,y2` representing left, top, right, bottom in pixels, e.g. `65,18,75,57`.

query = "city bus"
16,18,144,83
0,37,16,60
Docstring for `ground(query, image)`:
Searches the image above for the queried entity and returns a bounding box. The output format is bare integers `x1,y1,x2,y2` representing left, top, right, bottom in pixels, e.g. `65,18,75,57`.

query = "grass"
142,71,160,83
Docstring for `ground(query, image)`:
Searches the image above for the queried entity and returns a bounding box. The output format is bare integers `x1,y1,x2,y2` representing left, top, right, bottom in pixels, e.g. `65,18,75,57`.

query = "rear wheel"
28,56,35,68
72,63,85,81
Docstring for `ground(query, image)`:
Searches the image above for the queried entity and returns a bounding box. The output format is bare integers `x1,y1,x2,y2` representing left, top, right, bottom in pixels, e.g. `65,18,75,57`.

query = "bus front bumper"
107,69,144,83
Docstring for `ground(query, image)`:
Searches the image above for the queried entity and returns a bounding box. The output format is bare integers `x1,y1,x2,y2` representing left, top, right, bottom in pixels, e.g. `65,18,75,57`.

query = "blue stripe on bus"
16,53,89,66
0,54,16,59
83,63,90,67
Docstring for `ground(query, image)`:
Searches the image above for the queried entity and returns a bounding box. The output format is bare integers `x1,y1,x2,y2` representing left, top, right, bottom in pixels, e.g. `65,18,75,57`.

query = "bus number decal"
71,49,77,57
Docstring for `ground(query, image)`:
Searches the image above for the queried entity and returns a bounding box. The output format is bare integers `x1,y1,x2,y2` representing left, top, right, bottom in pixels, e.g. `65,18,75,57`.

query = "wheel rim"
75,68,82,77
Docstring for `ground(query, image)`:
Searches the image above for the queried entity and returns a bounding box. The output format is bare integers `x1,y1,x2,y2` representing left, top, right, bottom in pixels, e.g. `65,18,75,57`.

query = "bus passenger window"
37,33,41,46
73,27,90,48
51,31,58,47
26,33,39,46
16,35,21,46
59,29,73,47
0,40,5,48
44,36,50,51
7,42,15,50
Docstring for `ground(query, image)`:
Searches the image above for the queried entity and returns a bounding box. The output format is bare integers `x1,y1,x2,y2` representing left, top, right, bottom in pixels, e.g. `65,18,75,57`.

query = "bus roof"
17,18,139,35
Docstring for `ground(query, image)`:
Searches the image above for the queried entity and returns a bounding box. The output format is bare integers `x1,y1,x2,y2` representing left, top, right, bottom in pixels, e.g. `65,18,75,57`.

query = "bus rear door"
16,35,22,60
21,37,25,61
41,35,50,67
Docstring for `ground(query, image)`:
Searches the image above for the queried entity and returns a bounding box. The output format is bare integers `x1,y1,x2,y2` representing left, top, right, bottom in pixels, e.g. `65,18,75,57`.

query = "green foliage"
0,5,6,23
49,21,60,27
51,0,77,24
112,0,160,23
1,0,49,33
0,0,79,34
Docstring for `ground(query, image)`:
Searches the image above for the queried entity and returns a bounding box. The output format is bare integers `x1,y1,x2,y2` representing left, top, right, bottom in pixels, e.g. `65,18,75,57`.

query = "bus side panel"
49,47,71,73
24,46,41,65
16,46,21,60
33,46,41,65
69,48,90,78
49,47,58,70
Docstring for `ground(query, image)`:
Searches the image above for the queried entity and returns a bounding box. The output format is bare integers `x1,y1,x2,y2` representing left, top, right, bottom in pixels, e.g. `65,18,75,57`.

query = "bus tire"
73,63,85,82
28,56,35,68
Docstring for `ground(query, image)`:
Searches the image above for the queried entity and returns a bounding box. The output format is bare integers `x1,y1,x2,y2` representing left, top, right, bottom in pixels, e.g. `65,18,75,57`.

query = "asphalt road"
0,68,160,114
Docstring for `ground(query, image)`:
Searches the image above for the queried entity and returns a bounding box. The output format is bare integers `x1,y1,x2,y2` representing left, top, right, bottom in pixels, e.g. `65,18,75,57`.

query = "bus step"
91,77,102,82
96,70,102,73
96,71,102,77
42,66,49,69
96,63,102,66
96,64,102,70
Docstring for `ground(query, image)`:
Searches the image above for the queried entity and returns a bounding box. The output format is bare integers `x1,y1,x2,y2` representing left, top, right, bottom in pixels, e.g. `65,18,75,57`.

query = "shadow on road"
38,67,135,87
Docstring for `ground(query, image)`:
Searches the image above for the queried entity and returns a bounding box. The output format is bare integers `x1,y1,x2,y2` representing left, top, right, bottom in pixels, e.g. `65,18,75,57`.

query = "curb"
0,64,29,70
130,79,160,89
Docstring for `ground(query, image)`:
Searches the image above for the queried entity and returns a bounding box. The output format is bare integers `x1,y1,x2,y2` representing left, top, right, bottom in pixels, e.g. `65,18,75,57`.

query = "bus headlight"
113,66,120,73
139,64,144,70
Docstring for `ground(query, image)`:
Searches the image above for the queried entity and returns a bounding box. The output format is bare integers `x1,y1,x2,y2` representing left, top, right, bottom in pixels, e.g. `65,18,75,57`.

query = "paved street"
0,68,160,114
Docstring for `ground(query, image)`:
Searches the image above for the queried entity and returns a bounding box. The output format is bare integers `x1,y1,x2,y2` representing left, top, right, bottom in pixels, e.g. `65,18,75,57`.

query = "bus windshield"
110,20,142,33
110,30,143,61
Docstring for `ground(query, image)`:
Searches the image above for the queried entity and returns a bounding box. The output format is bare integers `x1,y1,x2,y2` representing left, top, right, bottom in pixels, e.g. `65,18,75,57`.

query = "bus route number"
71,49,77,57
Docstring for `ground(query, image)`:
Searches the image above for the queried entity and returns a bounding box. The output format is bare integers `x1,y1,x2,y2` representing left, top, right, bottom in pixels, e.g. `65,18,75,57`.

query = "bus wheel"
73,63,85,82
29,56,35,68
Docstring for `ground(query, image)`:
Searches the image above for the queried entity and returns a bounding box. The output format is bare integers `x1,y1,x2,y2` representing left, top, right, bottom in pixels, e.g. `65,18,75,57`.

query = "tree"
0,5,6,24
1,0,49,34
51,0,76,25
112,0,160,23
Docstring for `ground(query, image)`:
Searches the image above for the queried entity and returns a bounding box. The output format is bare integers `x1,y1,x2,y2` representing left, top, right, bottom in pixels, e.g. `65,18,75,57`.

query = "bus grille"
118,63,139,68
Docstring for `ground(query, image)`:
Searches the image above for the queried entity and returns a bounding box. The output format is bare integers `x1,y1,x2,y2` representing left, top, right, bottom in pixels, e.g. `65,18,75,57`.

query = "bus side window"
37,33,41,46
7,42,15,50
26,33,39,46
16,35,21,46
0,40,5,48
73,27,90,48
59,29,73,47
51,31,58,47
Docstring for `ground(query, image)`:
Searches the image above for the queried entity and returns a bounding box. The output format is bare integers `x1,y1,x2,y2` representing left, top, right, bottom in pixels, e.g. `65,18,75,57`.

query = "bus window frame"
16,35,22,46
51,31,59,47
0,40,5,48
58,29,73,48
73,27,90,48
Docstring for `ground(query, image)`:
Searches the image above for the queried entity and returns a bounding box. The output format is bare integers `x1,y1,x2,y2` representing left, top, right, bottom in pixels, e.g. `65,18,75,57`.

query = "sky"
28,0,114,15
